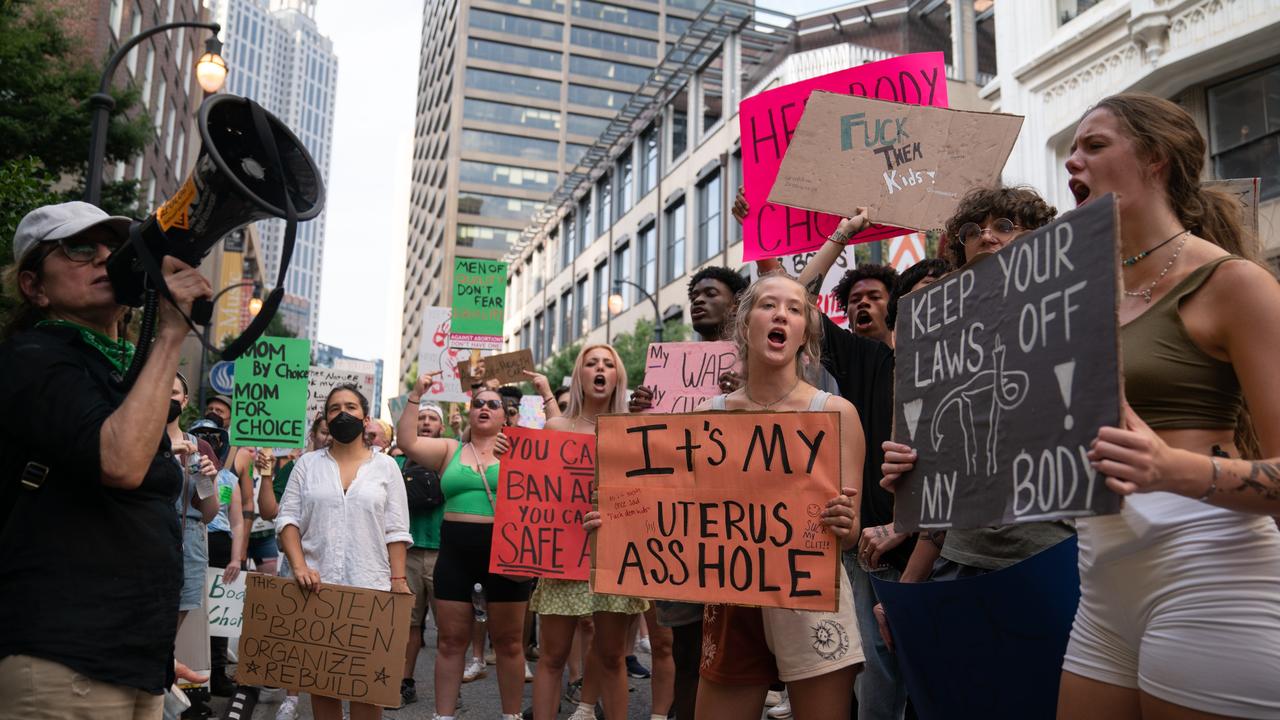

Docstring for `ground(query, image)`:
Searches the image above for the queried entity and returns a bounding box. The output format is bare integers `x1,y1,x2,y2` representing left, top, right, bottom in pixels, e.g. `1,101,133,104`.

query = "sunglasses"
471,398,503,411
42,236,123,264
958,218,1020,244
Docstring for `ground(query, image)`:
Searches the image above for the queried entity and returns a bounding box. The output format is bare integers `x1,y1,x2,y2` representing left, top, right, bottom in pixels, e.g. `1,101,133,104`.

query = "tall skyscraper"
400,0,713,370
209,0,337,339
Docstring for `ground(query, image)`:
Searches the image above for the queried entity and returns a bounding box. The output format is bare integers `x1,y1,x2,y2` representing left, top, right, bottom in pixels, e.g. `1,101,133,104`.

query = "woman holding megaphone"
0,202,213,717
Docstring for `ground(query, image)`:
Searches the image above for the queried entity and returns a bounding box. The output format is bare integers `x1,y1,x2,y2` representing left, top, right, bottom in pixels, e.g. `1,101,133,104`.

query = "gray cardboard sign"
892,195,1123,532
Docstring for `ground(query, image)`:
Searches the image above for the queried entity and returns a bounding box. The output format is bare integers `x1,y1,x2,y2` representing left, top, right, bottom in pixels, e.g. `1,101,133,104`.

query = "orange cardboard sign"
593,411,843,611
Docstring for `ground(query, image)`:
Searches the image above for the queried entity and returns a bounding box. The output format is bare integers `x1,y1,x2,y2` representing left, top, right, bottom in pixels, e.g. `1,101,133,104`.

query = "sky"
311,0,845,405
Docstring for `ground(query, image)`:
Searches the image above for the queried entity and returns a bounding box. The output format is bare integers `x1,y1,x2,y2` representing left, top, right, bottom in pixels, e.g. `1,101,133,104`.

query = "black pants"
208,531,232,676
672,620,702,720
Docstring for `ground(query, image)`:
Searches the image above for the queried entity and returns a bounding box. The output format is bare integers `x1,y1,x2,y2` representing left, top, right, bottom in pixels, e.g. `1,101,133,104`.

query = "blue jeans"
846,557,907,720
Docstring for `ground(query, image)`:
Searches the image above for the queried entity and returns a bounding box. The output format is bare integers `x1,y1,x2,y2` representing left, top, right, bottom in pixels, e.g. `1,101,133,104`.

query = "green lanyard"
37,320,136,375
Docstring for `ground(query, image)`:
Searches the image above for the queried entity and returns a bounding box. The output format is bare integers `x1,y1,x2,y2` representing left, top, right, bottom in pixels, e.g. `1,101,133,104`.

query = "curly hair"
731,272,824,384
888,258,951,329
832,263,897,315
687,265,748,300
944,186,1057,267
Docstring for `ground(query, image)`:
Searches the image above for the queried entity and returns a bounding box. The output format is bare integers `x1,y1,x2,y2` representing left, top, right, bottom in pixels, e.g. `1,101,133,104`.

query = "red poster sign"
489,427,594,580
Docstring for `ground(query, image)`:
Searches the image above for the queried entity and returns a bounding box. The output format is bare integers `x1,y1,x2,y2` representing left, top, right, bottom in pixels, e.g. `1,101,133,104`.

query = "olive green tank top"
1121,255,1243,429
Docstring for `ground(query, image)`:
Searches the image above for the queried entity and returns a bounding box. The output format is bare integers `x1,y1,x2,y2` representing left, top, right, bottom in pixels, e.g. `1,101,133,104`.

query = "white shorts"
1064,499,1280,718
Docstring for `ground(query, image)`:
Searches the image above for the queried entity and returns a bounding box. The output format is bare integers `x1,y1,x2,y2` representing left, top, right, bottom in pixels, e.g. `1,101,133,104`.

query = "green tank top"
1121,255,1243,429
441,442,500,516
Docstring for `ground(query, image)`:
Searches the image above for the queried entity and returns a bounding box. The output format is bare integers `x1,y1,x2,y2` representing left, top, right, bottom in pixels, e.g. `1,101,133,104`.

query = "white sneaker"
637,636,652,654
767,698,792,719
568,704,596,720
275,695,299,720
462,658,487,682
764,689,783,707
524,661,534,682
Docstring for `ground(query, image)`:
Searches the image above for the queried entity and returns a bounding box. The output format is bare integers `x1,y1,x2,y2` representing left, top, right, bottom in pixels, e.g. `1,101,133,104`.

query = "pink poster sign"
739,52,949,261
641,341,740,414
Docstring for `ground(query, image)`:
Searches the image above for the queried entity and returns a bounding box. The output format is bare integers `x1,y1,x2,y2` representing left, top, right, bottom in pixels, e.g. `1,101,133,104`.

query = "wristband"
829,230,850,246
390,576,407,581
1199,457,1220,501
242,510,256,519
542,395,555,404
407,395,422,404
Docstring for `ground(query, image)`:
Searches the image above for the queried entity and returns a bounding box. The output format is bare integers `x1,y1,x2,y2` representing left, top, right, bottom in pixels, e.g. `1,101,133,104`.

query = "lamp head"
196,35,227,94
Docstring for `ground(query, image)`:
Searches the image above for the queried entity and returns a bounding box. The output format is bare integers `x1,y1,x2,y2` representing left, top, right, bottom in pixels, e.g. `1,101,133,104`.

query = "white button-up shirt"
275,448,412,591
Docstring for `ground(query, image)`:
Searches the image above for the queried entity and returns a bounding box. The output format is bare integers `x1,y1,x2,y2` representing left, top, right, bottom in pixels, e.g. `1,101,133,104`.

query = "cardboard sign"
1205,177,1261,238
871,537,1080,720
417,306,469,403
451,258,507,350
206,568,246,638
237,574,412,708
892,196,1123,532
593,412,843,611
231,337,311,448
518,395,547,429
769,92,1023,232
306,366,376,434
640,342,741,413
459,348,536,387
739,52,949,260
489,427,594,580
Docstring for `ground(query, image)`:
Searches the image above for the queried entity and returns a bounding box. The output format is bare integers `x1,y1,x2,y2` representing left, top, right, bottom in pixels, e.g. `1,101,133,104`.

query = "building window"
637,223,657,295
566,143,591,165
467,38,562,71
700,52,724,134
542,304,556,359
593,262,608,327
730,150,743,245
1057,0,1102,25
567,113,611,138
469,9,563,41
569,55,651,85
560,289,574,344
596,175,612,236
571,0,658,31
109,0,124,37
613,241,631,310
697,169,722,262
577,194,592,248
520,321,531,351
666,15,691,36
1208,64,1280,201
463,99,561,132
569,27,657,58
465,68,560,101
617,150,634,216
457,224,521,251
457,192,542,223
126,7,142,74
575,276,588,337
462,129,560,161
670,88,688,161
569,84,631,110
459,161,557,192
142,48,155,106
639,125,659,194
664,200,686,283
492,0,565,11
562,219,575,269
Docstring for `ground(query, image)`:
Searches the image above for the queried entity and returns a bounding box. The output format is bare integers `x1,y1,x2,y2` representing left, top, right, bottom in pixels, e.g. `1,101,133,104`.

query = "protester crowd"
1,88,1278,720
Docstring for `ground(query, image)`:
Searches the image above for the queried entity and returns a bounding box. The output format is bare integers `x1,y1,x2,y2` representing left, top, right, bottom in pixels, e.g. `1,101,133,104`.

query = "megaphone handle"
190,298,212,326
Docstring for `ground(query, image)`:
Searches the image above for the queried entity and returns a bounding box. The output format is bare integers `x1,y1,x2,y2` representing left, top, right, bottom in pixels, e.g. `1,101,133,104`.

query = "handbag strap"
466,442,497,511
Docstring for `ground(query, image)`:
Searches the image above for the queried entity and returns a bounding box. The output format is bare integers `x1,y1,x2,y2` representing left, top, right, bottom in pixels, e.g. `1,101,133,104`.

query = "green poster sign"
451,257,507,349
230,336,311,448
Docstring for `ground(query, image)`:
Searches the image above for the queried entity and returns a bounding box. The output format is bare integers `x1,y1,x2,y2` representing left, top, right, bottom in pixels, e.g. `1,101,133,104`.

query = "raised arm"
795,210,869,296
398,372,460,472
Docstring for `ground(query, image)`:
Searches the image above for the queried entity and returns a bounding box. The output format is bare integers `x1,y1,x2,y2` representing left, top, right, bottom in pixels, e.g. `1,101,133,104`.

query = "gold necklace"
744,376,801,410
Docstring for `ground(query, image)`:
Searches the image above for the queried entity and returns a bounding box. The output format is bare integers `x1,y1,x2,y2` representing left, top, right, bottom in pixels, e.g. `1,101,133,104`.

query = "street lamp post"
197,281,261,411
609,279,663,343
84,22,226,206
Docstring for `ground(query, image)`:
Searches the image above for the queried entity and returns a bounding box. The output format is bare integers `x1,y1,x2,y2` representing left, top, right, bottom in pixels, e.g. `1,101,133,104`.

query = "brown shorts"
406,547,439,627
699,567,863,685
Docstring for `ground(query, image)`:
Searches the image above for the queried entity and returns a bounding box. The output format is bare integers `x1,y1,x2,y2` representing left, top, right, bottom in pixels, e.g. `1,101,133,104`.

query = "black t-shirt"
0,326,182,694
819,314,916,570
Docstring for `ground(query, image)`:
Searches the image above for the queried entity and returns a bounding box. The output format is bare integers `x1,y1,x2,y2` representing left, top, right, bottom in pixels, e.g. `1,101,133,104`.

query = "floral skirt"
530,578,649,617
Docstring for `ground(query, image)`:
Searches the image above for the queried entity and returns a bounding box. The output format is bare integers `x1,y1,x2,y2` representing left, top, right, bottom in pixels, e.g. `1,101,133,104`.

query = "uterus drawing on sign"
929,336,1029,476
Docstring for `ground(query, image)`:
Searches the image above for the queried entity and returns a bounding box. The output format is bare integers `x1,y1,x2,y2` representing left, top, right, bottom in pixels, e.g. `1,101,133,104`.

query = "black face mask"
204,412,226,429
167,399,183,424
328,412,364,444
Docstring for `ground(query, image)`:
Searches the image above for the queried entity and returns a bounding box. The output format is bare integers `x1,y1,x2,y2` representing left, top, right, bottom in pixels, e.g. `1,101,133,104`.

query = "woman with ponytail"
1049,92,1280,718
276,384,413,720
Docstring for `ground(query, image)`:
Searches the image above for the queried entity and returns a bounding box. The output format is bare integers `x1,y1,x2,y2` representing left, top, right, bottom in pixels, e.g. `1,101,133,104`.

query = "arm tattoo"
1227,461,1280,502
804,275,823,298
926,530,947,547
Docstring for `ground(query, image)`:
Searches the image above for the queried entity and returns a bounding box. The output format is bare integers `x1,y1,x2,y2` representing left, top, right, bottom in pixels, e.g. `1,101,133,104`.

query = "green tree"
0,1,151,220
537,342,582,393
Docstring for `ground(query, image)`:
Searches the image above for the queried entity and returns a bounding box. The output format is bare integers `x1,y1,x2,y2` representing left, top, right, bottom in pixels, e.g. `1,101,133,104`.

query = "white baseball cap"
419,402,444,420
12,202,131,265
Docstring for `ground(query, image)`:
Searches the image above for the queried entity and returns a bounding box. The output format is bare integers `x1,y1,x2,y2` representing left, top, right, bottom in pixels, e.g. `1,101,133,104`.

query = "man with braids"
629,264,747,720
